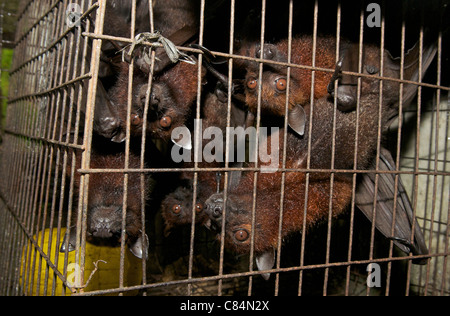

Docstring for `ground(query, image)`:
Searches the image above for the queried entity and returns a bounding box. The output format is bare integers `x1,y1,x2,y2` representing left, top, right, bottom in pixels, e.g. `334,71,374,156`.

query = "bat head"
329,41,437,115
125,61,205,143
61,149,152,259
161,186,208,235
204,191,280,255
241,36,337,118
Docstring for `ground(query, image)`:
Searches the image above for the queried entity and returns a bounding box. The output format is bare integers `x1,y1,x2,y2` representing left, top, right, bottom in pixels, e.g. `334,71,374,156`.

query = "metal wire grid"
0,0,448,296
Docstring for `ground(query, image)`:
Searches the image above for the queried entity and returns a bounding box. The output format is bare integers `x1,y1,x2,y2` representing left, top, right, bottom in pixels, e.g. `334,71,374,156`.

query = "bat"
328,38,437,262
161,85,247,234
199,35,339,137
204,85,385,278
241,35,339,136
60,137,155,259
328,37,438,119
203,35,436,274
107,60,205,144
160,184,210,236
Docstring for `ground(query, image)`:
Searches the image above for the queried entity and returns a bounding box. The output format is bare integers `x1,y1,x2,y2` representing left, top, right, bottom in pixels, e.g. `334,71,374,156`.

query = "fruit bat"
108,59,205,144
161,85,247,234
204,83,385,278
60,137,155,259
204,34,437,274
199,35,339,137
160,184,210,236
328,37,437,263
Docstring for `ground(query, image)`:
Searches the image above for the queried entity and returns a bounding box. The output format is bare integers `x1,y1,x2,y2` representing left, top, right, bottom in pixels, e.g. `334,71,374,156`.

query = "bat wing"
355,147,429,263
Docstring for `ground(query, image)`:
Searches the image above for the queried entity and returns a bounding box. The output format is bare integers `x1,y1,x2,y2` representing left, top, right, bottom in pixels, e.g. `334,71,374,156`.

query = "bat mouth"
91,228,115,239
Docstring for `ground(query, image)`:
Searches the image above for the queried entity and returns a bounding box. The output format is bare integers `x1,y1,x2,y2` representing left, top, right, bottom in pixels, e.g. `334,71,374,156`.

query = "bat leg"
190,44,228,65
327,57,357,112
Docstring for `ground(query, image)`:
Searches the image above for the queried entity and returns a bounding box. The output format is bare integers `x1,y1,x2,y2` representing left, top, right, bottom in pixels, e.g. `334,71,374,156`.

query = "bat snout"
205,194,224,220
89,207,122,239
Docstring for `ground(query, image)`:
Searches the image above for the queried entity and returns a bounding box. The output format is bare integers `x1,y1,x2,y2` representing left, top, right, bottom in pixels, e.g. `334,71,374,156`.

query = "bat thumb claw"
288,105,306,137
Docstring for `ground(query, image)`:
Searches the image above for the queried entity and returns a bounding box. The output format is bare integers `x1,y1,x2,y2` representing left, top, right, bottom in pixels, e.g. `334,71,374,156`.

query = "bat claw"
288,105,306,137
60,228,77,253
327,58,344,95
190,44,227,65
388,236,420,256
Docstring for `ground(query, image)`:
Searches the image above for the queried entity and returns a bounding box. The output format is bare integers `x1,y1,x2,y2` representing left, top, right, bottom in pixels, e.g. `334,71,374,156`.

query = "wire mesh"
0,0,449,297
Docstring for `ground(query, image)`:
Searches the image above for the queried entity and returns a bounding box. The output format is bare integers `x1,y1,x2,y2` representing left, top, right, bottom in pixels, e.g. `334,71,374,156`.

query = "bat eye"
172,204,182,215
195,203,204,213
247,78,258,90
233,228,250,243
275,78,287,92
131,114,142,126
160,116,172,129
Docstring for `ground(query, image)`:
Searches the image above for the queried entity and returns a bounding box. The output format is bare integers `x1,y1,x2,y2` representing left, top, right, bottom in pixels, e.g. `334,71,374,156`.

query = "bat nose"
89,208,121,238
205,194,224,219
256,44,277,60
90,217,115,238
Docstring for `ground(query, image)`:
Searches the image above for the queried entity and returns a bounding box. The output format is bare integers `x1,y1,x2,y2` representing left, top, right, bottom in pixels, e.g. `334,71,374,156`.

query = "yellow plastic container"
20,228,144,296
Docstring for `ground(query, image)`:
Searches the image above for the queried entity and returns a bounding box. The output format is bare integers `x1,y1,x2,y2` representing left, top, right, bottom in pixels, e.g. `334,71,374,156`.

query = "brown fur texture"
160,183,212,235
108,61,205,142
242,35,338,116
331,42,437,124
69,140,152,248
205,83,385,256
161,90,241,233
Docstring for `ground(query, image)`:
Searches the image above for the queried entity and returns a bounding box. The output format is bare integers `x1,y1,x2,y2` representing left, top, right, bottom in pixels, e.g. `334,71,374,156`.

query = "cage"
0,0,449,297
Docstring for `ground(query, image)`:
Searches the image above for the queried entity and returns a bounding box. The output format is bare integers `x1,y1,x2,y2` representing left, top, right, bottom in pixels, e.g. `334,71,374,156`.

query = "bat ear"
256,249,276,281
60,228,77,253
129,234,149,260
288,105,307,137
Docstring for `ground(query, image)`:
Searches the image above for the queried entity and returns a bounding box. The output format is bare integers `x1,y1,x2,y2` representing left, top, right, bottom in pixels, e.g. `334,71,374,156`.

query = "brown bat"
160,184,211,236
241,35,339,136
106,60,205,144
328,38,437,262
204,36,436,276
204,83,384,278
198,35,339,136
60,137,155,259
161,86,247,234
